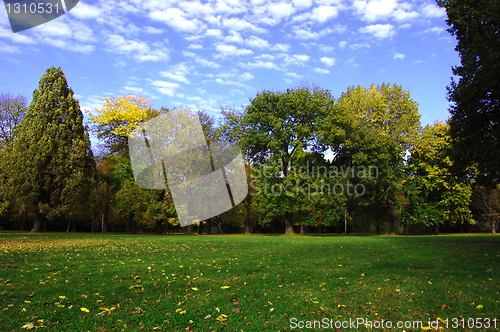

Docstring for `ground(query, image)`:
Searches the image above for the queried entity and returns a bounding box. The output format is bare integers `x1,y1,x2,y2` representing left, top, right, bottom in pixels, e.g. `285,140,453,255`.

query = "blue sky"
0,0,458,127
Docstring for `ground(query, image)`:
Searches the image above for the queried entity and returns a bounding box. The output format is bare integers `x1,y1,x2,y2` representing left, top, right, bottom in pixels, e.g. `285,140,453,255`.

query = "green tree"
7,67,97,232
0,92,28,144
404,121,473,232
323,84,421,234
437,0,500,185
243,85,334,234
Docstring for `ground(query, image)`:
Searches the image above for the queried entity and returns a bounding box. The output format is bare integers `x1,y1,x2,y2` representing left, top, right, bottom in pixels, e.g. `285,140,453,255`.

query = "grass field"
0,233,498,331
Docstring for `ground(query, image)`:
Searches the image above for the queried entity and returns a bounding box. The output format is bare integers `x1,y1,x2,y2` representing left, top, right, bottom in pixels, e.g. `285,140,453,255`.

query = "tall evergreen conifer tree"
8,67,96,232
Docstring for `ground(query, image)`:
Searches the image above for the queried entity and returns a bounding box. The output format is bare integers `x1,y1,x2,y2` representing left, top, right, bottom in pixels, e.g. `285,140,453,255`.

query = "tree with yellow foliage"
89,95,159,154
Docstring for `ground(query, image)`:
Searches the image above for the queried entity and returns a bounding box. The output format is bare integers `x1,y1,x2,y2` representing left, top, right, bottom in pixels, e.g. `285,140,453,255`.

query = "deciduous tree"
437,0,500,185
243,85,334,234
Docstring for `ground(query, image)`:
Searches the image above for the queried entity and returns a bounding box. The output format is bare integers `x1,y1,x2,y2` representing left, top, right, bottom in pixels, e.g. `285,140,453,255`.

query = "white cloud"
393,52,405,60
0,28,34,44
150,80,180,96
349,43,371,50
179,1,214,17
33,20,72,38
272,43,291,52
266,2,296,23
150,8,204,33
246,36,270,48
214,0,247,15
240,72,254,81
280,53,310,66
224,31,244,43
421,4,445,18
160,72,190,84
144,26,163,34
0,43,21,53
124,86,146,94
420,27,445,34
314,68,330,74
311,5,338,23
160,63,191,84
183,51,221,68
353,0,398,22
292,0,313,10
293,27,333,40
359,24,396,39
206,29,222,37
70,2,101,20
222,17,266,33
106,34,168,62
215,44,253,56
240,60,278,70
320,56,336,67
393,8,419,21
285,72,303,79
339,41,348,49
318,44,334,53
188,44,204,49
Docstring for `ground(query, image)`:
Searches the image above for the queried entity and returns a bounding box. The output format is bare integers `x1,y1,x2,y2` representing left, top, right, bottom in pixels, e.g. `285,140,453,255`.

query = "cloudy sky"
0,0,458,127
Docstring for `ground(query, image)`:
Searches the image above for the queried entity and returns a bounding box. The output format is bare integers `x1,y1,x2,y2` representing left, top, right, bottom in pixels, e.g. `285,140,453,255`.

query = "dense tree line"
0,66,497,234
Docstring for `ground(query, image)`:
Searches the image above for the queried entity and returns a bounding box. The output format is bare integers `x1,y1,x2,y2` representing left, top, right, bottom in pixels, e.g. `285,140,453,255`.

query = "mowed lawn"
0,233,498,331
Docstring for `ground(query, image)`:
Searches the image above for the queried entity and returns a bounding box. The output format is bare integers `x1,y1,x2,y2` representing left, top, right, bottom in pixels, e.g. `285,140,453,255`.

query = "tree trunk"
492,218,497,235
284,212,295,234
154,219,163,235
102,203,109,233
127,212,136,234
206,218,213,234
300,224,309,235
32,212,45,232
375,218,381,235
197,221,204,234
386,204,395,235
186,224,193,234
20,210,27,231
244,198,252,234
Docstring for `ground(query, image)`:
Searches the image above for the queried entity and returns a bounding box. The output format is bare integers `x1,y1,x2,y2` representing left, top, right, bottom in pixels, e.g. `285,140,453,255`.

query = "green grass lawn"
0,233,498,331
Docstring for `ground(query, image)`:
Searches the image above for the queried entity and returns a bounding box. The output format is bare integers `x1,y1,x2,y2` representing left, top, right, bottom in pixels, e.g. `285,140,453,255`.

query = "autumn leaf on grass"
191,287,199,291
476,305,484,309
80,307,90,313
318,282,327,288
21,323,34,330
220,286,230,289
216,314,228,322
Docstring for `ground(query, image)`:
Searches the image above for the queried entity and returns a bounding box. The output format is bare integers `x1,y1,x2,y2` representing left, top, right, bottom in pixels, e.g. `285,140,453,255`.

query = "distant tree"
7,67,97,232
404,121,473,232
437,0,500,185
243,85,334,234
323,84,421,234
0,92,28,144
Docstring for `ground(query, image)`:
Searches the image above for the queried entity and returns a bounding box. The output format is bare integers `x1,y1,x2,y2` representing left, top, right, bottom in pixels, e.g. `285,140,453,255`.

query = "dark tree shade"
8,67,97,232
437,0,500,185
